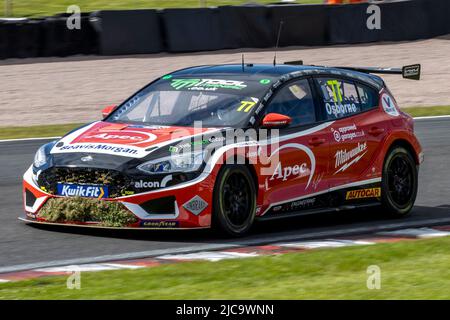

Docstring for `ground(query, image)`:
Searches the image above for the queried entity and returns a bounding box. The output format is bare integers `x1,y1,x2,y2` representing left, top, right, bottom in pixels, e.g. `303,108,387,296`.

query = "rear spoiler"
283,60,421,80
336,64,421,80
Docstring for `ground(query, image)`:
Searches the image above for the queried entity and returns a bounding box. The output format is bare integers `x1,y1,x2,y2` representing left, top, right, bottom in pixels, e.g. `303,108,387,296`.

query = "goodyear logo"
57,183,109,199
346,187,381,200
141,221,179,228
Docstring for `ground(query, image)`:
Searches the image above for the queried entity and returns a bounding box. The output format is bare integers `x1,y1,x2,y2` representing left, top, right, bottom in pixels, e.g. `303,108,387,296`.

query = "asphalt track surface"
0,117,449,270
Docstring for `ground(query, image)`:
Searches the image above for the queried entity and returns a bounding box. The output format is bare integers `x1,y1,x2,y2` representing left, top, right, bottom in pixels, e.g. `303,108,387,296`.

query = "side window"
264,79,316,127
316,78,362,120
356,84,379,111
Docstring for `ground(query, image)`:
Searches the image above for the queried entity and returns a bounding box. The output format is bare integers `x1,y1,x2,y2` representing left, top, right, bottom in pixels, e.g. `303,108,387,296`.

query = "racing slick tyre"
212,165,257,237
381,146,418,217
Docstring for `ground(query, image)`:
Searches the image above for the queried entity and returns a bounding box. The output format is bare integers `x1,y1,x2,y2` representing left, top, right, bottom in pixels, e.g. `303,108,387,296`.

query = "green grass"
2,237,450,299
2,0,323,18
0,123,83,140
0,105,448,141
402,106,450,118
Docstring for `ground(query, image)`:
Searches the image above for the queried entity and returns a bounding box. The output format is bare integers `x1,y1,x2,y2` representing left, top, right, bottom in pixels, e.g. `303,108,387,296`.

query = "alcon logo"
134,175,172,189
134,180,159,188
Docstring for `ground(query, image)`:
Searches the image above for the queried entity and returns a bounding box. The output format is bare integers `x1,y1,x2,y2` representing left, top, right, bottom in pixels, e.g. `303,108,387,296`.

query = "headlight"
137,150,205,174
33,145,48,168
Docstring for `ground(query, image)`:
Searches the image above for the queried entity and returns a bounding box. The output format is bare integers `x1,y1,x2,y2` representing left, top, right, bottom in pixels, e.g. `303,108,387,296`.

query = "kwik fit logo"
57,184,108,199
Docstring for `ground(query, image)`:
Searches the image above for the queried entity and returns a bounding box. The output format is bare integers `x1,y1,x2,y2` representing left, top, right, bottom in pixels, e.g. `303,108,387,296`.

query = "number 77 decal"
237,100,257,112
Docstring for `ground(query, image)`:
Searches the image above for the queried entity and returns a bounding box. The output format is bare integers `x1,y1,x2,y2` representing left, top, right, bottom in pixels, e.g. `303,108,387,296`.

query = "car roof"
170,64,385,89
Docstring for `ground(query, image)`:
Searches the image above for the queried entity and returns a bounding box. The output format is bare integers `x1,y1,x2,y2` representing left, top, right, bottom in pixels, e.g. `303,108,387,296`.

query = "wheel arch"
386,138,420,165
221,154,259,197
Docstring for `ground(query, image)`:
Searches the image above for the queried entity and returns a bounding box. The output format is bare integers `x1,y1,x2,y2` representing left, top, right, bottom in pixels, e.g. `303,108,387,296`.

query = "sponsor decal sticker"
141,221,179,228
326,102,358,118
334,142,368,174
402,64,421,80
264,143,316,190
331,124,365,142
57,183,109,199
269,162,310,182
170,78,247,91
134,180,160,189
272,198,317,214
381,93,399,117
183,195,208,215
56,143,140,156
237,99,257,113
134,175,172,189
82,130,157,145
346,187,381,200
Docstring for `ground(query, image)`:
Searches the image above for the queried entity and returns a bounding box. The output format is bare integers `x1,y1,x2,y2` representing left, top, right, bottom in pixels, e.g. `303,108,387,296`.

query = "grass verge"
1,237,450,299
0,123,83,140
402,106,450,117
3,0,322,18
1,106,449,141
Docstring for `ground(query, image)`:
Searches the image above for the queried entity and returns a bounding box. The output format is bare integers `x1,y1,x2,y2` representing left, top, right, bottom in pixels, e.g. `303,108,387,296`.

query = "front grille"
38,167,132,198
39,197,138,227
25,189,37,207
140,196,176,215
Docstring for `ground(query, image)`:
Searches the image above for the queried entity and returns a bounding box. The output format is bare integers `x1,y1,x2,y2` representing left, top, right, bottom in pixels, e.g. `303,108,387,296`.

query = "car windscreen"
108,77,270,127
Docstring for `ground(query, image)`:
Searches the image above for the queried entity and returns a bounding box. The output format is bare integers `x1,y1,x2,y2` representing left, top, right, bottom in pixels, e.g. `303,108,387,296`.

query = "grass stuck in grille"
38,197,138,227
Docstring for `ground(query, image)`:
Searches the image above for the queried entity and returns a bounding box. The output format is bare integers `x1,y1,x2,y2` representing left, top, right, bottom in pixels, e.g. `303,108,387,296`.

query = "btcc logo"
346,188,381,200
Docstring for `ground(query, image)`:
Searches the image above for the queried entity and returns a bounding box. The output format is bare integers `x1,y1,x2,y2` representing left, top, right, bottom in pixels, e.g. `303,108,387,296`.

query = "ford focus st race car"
22,63,423,236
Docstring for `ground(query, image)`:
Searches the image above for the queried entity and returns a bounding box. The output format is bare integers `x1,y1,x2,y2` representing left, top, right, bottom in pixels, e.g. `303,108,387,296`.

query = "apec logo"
264,143,316,191
81,130,157,145
57,184,108,199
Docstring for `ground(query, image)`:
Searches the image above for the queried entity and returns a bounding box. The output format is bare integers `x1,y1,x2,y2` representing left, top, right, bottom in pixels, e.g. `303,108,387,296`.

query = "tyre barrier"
162,8,223,52
40,16,98,57
90,10,162,55
328,0,450,44
0,0,449,59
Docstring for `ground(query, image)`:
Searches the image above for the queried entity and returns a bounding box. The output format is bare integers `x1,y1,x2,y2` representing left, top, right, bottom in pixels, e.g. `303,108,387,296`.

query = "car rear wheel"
212,165,256,237
381,146,418,217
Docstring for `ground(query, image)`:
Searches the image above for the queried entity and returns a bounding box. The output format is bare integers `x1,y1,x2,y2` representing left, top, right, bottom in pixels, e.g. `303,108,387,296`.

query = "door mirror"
101,105,117,118
261,113,292,128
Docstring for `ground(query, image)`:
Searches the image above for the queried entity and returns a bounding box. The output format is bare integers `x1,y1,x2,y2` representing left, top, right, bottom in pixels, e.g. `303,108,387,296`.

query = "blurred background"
2,1,328,17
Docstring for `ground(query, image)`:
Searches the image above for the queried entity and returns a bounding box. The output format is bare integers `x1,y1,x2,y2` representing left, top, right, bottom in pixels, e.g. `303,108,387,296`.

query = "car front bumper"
22,166,216,229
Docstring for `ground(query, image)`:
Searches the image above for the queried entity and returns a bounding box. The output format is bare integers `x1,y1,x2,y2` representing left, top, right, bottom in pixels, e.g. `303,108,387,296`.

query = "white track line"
1,217,450,274
0,136,60,143
413,115,450,120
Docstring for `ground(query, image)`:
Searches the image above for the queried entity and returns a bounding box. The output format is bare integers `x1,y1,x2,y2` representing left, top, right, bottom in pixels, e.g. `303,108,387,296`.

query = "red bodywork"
22,89,422,229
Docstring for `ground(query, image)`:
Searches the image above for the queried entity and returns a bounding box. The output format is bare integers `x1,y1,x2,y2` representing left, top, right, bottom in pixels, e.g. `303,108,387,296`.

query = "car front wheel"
212,165,256,237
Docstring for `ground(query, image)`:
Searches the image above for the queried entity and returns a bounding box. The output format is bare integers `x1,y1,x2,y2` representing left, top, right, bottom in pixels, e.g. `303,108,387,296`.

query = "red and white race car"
22,63,423,236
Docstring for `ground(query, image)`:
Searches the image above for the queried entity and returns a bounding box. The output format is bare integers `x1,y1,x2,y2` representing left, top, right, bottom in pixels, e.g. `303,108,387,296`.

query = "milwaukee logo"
334,142,368,174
